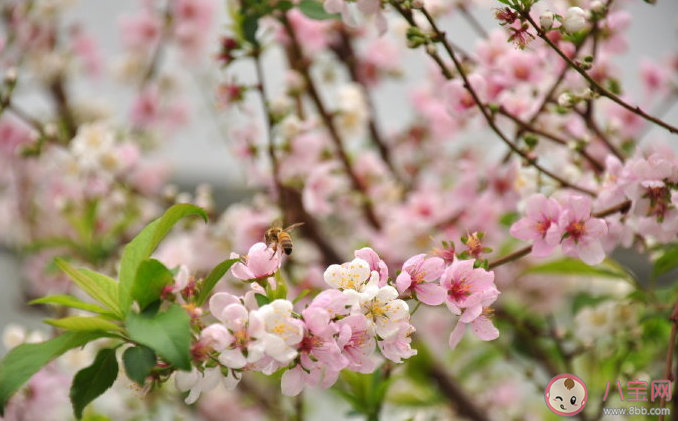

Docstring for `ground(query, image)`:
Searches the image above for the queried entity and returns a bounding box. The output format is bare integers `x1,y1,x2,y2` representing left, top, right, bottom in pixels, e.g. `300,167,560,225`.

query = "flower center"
347,330,369,349
448,279,471,302
363,300,391,321
566,220,586,241
300,335,323,353
536,219,551,236
233,329,249,348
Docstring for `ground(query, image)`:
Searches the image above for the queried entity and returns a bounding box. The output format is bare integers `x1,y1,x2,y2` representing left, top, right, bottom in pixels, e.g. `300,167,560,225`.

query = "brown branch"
522,11,678,135
497,107,605,172
140,4,173,88
574,106,624,161
427,362,491,421
457,3,488,38
280,14,382,230
49,76,76,139
659,297,678,421
252,50,343,267
410,5,596,196
332,28,403,185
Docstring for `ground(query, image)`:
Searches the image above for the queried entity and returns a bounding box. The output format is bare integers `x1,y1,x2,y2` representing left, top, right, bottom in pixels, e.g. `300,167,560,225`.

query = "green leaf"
196,258,240,306
571,293,610,314
70,348,119,420
45,316,123,333
255,293,270,307
523,257,633,280
29,295,111,315
242,14,260,46
118,204,208,313
653,243,678,278
55,259,121,318
292,289,311,304
131,259,174,311
122,346,156,386
82,414,111,421
0,332,106,415
298,0,339,20
125,304,192,370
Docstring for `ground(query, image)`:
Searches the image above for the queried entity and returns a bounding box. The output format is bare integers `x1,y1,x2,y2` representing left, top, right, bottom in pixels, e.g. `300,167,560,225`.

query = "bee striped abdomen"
279,232,293,255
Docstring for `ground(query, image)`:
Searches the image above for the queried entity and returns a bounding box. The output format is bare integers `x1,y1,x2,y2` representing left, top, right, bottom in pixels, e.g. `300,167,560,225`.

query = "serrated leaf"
122,346,156,386
196,258,240,306
125,304,191,370
70,348,119,419
131,259,174,311
29,295,111,315
298,0,339,20
55,259,122,318
45,316,123,333
118,204,208,314
0,332,106,415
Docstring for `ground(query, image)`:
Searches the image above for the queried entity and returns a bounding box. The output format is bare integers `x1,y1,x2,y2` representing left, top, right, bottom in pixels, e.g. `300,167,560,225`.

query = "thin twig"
522,11,678,135
457,3,488,38
332,28,403,185
413,5,596,196
497,107,605,171
281,14,382,230
659,297,678,421
253,49,342,267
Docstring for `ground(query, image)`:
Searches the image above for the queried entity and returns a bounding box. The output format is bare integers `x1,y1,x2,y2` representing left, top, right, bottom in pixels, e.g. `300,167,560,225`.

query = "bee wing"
283,222,305,233
271,219,283,229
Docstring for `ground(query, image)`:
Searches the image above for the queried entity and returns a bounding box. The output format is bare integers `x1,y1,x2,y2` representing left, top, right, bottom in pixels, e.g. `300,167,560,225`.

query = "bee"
265,220,304,256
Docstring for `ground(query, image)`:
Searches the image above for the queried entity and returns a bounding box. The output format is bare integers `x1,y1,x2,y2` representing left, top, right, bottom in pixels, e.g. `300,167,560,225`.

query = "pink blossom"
230,242,282,280
395,254,446,305
440,259,498,316
336,314,377,374
302,162,343,216
444,73,486,115
354,247,388,286
510,194,562,257
378,321,417,363
280,306,349,396
173,0,216,57
0,117,32,157
640,58,671,96
283,10,332,55
207,292,266,368
130,87,161,128
70,28,102,77
448,312,500,350
558,195,608,265
119,11,161,51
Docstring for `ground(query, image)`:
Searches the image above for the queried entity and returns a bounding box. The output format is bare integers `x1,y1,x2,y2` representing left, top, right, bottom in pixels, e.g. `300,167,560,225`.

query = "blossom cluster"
174,243,499,399
511,193,608,265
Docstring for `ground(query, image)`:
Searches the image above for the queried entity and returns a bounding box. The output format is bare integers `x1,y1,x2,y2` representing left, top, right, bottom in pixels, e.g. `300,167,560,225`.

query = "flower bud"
4,67,17,84
590,1,605,14
540,11,554,31
563,7,587,33
558,92,575,108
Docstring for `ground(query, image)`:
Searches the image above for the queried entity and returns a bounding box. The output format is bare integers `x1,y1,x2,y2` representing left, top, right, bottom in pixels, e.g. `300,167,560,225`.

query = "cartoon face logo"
544,374,587,416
